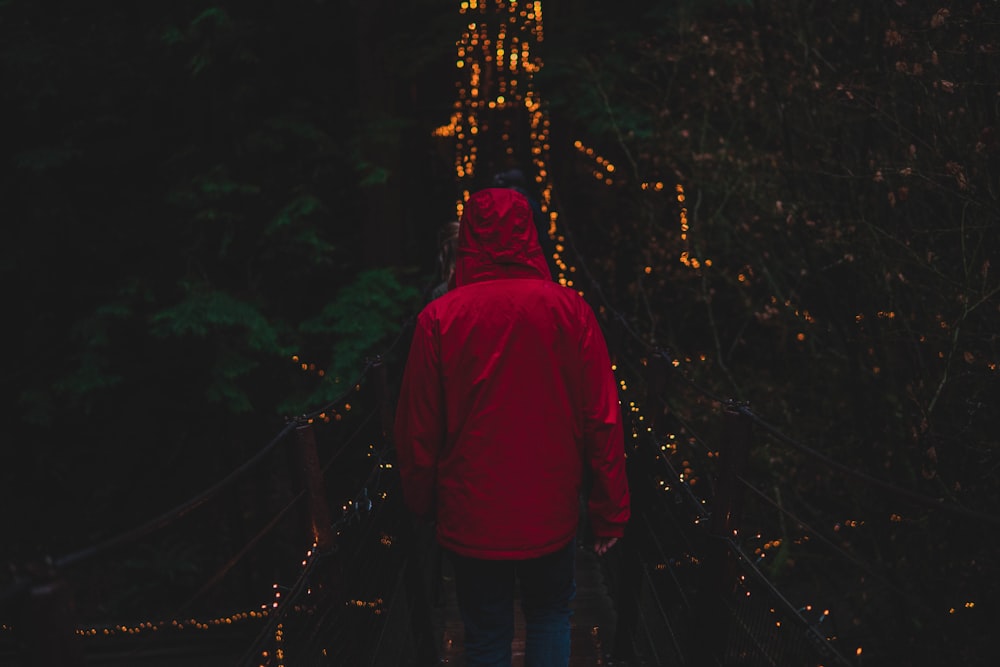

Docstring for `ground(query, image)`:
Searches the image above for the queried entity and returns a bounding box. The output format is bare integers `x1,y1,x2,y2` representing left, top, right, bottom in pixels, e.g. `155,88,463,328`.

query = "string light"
14,4,948,663
291,354,326,378
676,183,712,269
572,140,618,186
73,609,270,639
444,0,577,292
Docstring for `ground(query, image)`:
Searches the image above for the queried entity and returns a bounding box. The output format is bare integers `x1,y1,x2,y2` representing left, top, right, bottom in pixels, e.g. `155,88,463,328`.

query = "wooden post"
18,574,83,666
292,422,335,552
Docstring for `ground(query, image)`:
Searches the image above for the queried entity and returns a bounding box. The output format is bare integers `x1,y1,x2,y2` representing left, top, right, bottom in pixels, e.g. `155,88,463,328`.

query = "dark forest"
2,1,998,665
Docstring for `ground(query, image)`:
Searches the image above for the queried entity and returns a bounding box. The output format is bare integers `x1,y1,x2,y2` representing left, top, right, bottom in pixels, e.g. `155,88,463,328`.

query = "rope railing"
4,187,993,666
227,335,418,665
53,419,300,573
734,476,935,618
235,537,325,667
612,320,1000,666
44,353,382,578
0,306,420,666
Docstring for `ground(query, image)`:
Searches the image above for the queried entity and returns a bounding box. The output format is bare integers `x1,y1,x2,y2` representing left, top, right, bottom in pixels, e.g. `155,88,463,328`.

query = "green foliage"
149,287,293,412
281,268,421,413
14,144,81,171
191,6,231,30
204,347,261,413
265,195,323,234
151,288,286,352
37,299,138,421
1,0,399,564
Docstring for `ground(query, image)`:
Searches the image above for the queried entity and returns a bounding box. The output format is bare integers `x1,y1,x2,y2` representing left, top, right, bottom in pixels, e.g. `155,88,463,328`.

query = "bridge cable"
52,419,300,572
722,538,855,667
735,476,936,617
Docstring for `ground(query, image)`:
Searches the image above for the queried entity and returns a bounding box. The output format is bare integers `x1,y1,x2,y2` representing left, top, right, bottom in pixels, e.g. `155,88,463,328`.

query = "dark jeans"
447,539,576,667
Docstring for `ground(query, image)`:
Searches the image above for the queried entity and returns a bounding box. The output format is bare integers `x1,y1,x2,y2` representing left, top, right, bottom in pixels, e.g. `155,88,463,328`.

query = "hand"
593,537,618,556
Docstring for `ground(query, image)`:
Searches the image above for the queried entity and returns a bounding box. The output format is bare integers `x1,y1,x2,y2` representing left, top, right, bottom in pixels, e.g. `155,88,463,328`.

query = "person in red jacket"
394,187,630,667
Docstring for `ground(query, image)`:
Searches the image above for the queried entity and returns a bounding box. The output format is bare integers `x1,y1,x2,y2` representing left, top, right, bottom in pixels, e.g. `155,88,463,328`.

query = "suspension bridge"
3,2,997,666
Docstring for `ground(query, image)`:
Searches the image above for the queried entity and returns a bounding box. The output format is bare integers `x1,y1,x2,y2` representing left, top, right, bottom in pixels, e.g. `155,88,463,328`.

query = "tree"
539,0,999,662
0,0,452,561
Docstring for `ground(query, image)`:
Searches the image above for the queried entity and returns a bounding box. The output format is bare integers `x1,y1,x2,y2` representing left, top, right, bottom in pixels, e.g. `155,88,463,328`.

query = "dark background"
1,1,997,663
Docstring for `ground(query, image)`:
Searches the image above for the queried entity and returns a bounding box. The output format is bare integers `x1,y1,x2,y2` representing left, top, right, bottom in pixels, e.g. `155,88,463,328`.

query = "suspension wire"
321,407,378,477
261,440,394,654
235,542,325,667
180,489,308,618
297,312,415,425
637,510,694,612
299,360,376,423
639,376,719,462
235,448,393,664
637,549,685,665
735,476,935,617
56,307,409,568
639,425,710,523
293,456,394,662
382,313,418,361
92,486,312,666
53,419,300,571
112,374,387,651
649,348,731,406
632,574,665,667
640,467,704,558
722,538,855,667
735,404,1000,528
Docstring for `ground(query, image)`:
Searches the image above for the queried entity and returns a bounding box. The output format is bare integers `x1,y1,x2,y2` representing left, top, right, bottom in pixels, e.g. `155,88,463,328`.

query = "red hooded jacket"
393,188,630,559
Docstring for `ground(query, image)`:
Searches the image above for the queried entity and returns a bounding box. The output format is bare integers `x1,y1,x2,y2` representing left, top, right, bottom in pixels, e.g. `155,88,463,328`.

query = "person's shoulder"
420,284,462,317
539,280,584,299
538,281,595,313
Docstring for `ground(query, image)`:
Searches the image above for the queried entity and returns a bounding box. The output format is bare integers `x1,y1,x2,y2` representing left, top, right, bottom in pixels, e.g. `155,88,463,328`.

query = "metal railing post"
292,422,335,552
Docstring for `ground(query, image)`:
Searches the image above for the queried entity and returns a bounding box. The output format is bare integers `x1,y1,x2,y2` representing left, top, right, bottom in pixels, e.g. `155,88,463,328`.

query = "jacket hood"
453,188,552,287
